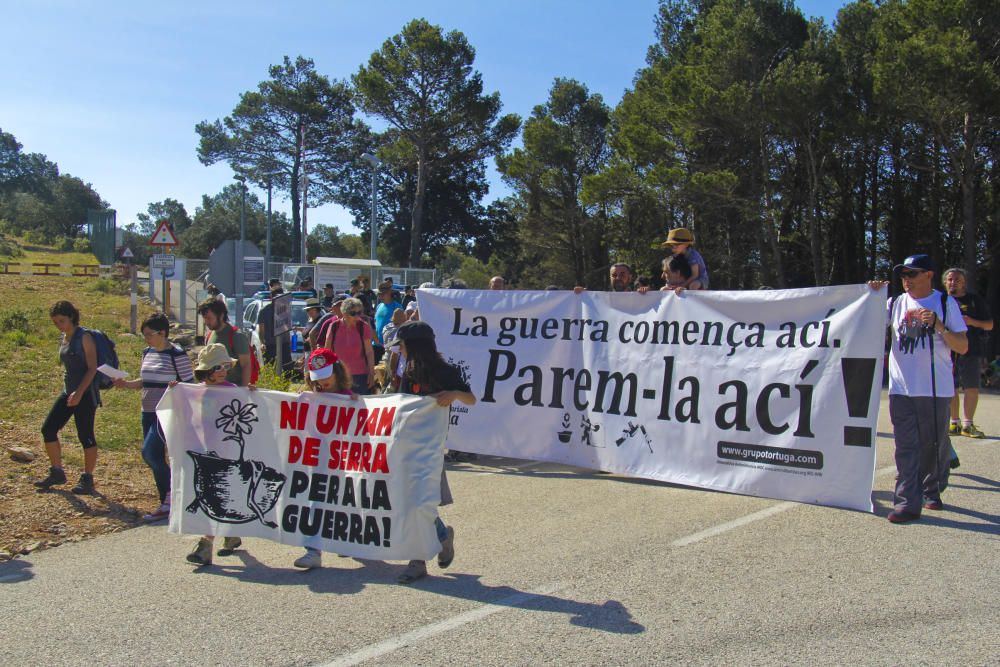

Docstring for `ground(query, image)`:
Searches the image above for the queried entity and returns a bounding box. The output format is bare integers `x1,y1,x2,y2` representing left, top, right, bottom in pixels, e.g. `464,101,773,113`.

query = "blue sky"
3,0,846,238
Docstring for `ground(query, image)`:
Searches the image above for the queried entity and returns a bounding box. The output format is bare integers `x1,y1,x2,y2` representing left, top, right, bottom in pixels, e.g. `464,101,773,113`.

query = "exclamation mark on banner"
382,517,391,548
841,358,877,447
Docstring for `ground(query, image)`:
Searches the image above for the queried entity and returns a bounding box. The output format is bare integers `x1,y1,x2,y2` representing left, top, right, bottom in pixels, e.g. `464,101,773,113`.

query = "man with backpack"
871,254,968,523
197,298,254,387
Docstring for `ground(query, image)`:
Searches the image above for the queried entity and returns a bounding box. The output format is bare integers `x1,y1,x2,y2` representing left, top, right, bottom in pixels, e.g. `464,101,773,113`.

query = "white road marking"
320,463,899,665
318,581,568,667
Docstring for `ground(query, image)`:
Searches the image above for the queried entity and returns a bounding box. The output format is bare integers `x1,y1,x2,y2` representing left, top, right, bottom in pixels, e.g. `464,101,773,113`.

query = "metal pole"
130,264,137,334
301,173,308,264
370,166,378,261
266,178,272,282
237,178,246,328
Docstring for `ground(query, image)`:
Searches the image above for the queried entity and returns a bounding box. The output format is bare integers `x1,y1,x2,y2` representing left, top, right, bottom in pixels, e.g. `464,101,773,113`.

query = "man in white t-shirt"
872,254,968,523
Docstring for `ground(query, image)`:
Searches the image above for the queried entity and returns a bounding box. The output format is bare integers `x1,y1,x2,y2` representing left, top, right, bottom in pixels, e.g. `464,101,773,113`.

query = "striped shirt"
141,345,194,412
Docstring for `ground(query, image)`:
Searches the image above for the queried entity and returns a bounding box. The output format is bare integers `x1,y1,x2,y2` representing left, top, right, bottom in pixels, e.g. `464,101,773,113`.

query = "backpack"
71,327,119,390
226,325,260,385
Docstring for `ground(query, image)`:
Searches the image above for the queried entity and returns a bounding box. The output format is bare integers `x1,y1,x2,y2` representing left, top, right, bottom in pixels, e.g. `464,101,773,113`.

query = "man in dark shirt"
944,268,994,438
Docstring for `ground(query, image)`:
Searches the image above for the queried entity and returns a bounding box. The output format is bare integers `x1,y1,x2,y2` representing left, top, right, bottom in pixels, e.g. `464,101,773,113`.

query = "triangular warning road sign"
149,220,178,246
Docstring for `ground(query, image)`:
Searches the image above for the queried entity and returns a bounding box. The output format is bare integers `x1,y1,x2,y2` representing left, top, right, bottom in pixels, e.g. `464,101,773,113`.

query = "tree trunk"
961,112,977,285
409,148,427,268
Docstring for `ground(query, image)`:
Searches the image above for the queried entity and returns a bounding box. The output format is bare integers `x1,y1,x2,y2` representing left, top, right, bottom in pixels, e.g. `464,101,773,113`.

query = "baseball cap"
893,254,934,274
307,348,339,380
388,320,434,347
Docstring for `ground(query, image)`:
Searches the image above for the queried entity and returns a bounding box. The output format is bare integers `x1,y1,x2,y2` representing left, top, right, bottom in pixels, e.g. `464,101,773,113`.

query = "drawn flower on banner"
215,399,258,460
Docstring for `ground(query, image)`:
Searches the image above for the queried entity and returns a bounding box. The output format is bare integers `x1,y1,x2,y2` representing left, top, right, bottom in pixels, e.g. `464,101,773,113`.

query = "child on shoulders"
660,227,709,290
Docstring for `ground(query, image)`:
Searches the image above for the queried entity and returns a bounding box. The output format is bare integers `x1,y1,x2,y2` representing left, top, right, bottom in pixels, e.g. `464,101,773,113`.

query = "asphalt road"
2,391,998,666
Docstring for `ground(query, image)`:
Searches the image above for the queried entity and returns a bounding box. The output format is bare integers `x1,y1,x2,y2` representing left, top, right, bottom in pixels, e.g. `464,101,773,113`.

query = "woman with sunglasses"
112,312,194,521
323,296,375,395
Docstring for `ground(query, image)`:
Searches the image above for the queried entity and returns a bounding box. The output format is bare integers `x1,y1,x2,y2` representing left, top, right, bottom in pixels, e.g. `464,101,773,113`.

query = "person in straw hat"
660,227,709,290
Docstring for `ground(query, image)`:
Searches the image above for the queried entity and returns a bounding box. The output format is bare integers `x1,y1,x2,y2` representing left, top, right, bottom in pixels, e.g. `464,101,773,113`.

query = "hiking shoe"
923,500,943,511
438,526,455,569
186,538,213,566
961,423,985,438
397,560,428,584
143,503,171,522
293,548,321,569
949,422,961,435
217,537,242,556
33,466,67,490
950,457,961,470
71,473,95,495
887,510,920,524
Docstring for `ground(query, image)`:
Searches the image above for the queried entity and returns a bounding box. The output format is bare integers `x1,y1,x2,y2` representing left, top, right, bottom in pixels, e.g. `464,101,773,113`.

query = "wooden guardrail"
0,262,120,277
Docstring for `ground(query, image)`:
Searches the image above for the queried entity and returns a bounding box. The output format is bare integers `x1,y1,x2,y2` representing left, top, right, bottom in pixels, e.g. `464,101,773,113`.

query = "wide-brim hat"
195,343,237,371
659,227,695,247
304,297,322,309
893,253,934,275
388,320,434,347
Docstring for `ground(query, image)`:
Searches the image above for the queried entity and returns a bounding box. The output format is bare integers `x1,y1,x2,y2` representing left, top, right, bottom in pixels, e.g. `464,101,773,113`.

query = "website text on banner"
417,286,886,512
157,385,447,560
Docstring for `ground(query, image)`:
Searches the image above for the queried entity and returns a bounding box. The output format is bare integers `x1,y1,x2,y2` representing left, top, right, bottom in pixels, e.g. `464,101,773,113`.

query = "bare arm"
431,390,476,407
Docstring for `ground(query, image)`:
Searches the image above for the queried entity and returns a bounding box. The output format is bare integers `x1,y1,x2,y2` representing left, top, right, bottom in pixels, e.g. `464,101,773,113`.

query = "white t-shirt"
888,290,966,397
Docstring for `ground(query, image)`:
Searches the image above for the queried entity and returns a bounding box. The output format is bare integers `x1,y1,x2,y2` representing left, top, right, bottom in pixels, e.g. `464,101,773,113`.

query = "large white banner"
419,286,887,512
158,385,447,560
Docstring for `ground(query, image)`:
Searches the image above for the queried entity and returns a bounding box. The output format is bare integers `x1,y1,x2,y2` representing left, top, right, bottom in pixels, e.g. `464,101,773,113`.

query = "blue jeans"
141,412,170,504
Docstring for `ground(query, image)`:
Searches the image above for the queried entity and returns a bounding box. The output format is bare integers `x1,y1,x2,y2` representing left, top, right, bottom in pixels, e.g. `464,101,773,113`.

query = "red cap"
307,348,339,380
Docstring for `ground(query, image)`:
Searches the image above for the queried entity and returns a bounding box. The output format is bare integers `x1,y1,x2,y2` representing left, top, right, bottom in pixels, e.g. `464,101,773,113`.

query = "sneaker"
33,466,67,490
186,538,213,566
397,560,428,584
293,548,321,569
217,537,242,556
887,510,920,524
949,422,961,435
438,526,455,569
961,423,985,438
142,503,171,522
950,456,961,470
71,473,95,495
923,500,943,511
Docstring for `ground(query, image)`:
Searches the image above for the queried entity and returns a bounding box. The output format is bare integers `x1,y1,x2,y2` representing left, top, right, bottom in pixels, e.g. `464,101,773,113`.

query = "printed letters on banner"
157,385,447,560
417,286,886,512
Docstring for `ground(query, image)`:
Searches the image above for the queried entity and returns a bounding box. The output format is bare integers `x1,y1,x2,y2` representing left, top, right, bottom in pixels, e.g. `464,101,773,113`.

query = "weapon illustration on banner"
185,399,286,528
616,421,653,453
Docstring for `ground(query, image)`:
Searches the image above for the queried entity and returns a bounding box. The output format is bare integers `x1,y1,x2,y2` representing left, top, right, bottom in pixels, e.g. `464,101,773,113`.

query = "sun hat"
195,343,237,371
405,301,418,312
307,348,340,380
304,297,322,309
418,282,435,289
387,320,435,347
659,227,695,248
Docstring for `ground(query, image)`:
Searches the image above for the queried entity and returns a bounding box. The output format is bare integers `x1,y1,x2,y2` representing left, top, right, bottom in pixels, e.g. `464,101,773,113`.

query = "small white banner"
158,385,448,560
417,286,887,512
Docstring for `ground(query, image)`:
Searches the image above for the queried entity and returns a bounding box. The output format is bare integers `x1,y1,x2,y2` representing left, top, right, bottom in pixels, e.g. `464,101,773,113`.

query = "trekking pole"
928,316,941,492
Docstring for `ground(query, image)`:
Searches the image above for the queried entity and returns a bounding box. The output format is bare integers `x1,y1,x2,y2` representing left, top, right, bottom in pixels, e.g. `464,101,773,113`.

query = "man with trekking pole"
870,254,968,523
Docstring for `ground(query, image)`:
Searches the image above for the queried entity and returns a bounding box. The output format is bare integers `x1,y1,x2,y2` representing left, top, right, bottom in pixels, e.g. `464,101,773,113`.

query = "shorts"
953,355,981,390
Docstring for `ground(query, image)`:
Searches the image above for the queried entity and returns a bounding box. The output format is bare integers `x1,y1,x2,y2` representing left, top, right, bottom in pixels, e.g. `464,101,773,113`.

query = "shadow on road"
0,559,35,584
870,490,999,535
951,473,1000,488
192,551,644,634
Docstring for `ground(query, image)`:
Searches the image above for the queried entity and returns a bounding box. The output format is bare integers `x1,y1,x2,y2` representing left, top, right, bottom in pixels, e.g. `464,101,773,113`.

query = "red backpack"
226,324,260,384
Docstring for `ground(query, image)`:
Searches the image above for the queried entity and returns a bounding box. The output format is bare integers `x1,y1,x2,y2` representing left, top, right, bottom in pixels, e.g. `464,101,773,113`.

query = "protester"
661,254,692,294
185,344,248,565
574,262,637,294
401,285,417,308
489,276,505,290
112,312,194,521
374,285,403,347
301,297,324,351
943,268,993,438
382,307,407,347
323,296,375,394
388,320,475,583
292,348,357,570
660,227,708,290
206,284,226,303
198,298,252,386
35,301,101,494
321,283,336,308
870,254,968,523
310,296,344,350
299,278,318,298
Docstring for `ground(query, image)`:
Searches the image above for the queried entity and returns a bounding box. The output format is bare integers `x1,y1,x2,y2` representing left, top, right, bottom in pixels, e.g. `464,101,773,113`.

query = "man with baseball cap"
872,253,968,523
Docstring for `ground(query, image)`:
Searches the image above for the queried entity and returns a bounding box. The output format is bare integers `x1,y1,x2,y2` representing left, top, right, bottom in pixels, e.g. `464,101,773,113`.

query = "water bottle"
290,330,300,353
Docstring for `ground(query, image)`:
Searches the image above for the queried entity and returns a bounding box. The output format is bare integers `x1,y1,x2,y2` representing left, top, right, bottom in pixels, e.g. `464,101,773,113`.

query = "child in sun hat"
292,348,356,570
185,344,247,566
660,227,709,290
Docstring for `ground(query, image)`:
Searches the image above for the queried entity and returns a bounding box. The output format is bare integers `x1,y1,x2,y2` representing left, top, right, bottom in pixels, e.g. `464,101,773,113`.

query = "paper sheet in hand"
97,364,129,380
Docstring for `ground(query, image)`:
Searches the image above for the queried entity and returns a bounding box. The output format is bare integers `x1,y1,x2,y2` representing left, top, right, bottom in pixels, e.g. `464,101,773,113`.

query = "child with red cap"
292,348,356,570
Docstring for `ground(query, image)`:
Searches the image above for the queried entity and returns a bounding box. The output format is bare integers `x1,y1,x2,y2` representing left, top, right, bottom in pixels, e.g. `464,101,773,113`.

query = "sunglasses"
344,309,362,316
211,363,233,372
899,270,925,279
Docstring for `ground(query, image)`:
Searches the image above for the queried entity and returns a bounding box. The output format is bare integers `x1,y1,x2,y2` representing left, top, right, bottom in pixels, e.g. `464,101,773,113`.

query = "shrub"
73,237,91,253
0,308,31,334
90,277,128,295
3,330,29,348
